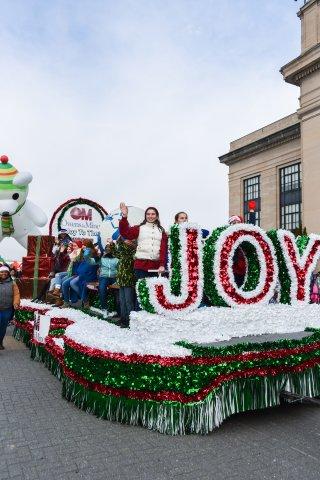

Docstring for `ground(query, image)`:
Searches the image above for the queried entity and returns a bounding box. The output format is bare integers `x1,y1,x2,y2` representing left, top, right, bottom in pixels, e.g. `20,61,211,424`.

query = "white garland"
64,303,320,357
138,223,204,317
20,299,53,310
277,230,320,304
214,224,278,307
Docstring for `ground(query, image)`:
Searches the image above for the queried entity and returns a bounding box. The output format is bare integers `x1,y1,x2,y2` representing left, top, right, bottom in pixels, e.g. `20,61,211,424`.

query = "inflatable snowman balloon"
99,206,144,248
0,155,47,248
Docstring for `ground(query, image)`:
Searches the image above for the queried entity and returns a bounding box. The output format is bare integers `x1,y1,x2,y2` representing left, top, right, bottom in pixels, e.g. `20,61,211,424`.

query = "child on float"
49,241,82,294
0,266,20,350
61,247,97,308
98,242,119,317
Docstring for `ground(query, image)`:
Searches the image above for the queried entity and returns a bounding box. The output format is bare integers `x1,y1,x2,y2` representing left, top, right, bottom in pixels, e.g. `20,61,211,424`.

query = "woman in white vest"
119,202,167,283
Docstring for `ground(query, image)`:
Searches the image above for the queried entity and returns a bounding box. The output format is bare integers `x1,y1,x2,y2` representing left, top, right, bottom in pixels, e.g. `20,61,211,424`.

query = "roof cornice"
219,123,301,166
280,43,320,86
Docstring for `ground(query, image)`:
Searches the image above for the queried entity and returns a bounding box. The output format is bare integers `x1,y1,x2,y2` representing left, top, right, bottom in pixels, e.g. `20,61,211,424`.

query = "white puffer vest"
135,223,162,261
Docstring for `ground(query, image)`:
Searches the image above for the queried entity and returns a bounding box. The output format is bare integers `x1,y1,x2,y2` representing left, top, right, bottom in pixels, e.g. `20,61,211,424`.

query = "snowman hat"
0,155,27,191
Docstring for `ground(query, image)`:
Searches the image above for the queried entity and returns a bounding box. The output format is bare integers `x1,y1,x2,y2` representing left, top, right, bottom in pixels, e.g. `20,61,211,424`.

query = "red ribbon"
63,336,320,367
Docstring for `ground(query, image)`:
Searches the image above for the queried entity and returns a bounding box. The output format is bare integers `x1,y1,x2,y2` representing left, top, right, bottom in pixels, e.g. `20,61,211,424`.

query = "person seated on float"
98,242,119,318
0,266,20,350
61,247,97,308
82,239,99,262
49,243,71,294
174,211,210,239
119,203,167,281
49,240,83,296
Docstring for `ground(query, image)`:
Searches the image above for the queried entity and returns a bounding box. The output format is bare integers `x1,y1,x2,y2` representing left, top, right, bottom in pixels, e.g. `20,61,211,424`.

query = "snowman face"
0,186,28,216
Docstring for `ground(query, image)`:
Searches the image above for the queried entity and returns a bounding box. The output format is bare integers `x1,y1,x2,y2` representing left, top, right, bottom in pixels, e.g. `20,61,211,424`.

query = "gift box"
18,278,51,299
21,256,53,279
27,235,55,257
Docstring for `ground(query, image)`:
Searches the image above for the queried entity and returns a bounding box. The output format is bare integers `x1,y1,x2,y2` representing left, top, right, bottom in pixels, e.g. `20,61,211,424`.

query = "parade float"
12,221,320,435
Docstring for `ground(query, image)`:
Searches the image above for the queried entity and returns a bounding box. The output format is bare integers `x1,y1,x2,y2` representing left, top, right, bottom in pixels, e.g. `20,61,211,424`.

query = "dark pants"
0,307,14,344
134,269,158,310
98,277,116,309
119,287,135,326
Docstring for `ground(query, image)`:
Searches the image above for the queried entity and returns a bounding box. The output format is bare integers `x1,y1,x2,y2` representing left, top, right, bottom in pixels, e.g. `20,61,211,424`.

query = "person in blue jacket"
61,247,97,308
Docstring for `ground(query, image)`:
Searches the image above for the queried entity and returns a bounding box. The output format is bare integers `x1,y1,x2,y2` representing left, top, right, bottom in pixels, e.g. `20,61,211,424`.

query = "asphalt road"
1,329,320,480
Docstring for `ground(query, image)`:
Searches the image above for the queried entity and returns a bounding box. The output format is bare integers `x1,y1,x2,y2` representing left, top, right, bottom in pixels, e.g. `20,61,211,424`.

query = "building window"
243,175,260,225
280,163,302,232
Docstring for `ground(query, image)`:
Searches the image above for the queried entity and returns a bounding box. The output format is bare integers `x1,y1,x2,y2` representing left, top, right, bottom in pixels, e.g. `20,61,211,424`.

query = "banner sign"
49,198,108,242
33,313,51,344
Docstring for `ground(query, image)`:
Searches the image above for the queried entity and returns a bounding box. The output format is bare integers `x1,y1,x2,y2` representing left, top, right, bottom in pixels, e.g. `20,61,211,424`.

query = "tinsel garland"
137,224,203,315
214,226,278,306
63,340,320,398
31,343,62,379
62,366,320,435
203,226,227,306
14,308,44,324
170,224,182,296
49,328,65,337
136,279,155,313
49,197,107,236
12,326,31,346
13,320,34,337
278,232,320,303
268,231,312,304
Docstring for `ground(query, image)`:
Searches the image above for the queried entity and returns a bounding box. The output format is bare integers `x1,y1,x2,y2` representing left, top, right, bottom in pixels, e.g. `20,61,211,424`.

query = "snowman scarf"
1,202,25,237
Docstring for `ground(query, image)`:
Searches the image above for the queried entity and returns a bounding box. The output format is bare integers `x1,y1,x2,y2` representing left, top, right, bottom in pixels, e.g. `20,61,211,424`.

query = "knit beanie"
0,155,26,191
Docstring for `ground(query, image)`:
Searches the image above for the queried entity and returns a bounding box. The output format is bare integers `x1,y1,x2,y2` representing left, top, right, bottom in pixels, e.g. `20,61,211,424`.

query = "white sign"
99,206,145,248
53,203,104,242
33,314,51,344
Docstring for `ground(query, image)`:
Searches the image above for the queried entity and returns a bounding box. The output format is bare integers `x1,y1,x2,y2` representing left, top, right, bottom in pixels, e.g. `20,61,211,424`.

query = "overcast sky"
0,0,302,259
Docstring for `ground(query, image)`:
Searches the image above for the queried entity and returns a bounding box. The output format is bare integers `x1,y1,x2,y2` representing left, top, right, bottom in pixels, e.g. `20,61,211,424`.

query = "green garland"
31,343,62,379
136,278,155,313
64,333,320,396
12,326,31,346
170,224,182,296
267,231,310,305
15,310,34,323
136,224,184,312
203,226,228,306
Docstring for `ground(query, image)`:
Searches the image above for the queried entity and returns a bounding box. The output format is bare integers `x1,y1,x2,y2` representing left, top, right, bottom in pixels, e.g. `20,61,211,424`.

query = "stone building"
219,0,320,234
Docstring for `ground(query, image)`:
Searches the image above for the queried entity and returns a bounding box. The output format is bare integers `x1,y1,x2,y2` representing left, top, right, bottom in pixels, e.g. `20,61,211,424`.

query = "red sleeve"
119,217,140,240
159,232,168,267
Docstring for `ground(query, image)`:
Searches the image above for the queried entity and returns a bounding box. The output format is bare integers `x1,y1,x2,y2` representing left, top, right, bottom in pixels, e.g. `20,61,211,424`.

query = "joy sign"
137,223,320,316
